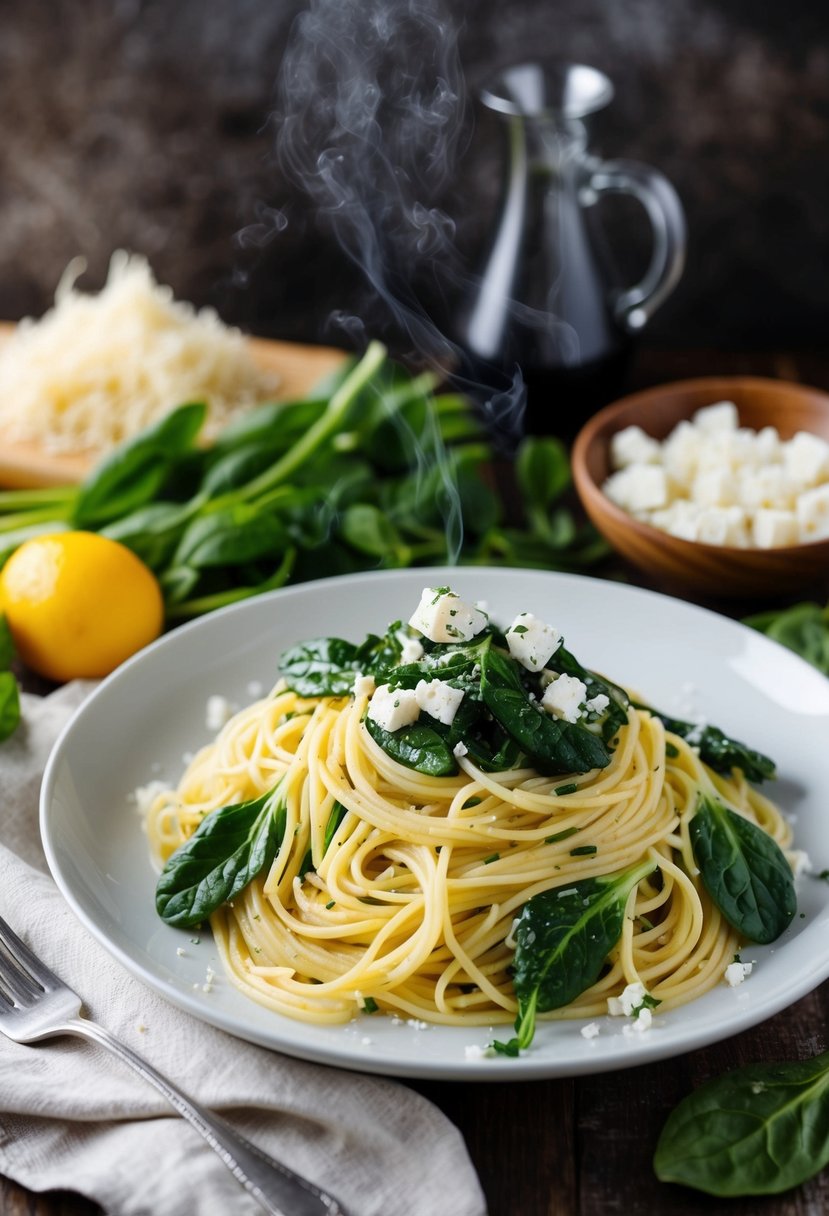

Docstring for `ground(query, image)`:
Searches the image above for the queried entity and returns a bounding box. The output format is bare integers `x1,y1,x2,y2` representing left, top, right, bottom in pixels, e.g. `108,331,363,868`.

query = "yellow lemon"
0,531,164,681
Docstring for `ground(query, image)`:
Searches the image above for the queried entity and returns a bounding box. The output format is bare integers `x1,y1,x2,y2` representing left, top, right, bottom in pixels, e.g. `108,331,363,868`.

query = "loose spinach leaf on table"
654,1050,829,1196
156,780,286,927
633,701,776,783
493,857,657,1055
689,792,796,944
480,648,611,775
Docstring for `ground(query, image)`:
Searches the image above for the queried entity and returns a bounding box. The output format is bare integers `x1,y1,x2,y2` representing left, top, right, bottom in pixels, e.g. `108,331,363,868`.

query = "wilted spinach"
634,701,776,783
689,792,796,943
493,857,658,1055
745,600,829,677
156,780,287,927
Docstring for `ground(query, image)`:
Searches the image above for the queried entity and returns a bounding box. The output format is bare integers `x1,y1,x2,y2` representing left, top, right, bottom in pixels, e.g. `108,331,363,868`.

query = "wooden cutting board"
0,323,347,488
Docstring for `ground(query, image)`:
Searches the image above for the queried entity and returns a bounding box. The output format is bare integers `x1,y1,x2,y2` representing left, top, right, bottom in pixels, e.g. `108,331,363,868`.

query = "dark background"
0,0,827,351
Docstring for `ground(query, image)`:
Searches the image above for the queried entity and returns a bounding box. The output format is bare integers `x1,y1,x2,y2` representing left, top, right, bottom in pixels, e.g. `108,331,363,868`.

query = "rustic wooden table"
2,345,828,1216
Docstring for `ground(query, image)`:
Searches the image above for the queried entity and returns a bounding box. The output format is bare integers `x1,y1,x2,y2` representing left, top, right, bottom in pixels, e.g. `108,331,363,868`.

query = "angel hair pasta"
146,587,797,1052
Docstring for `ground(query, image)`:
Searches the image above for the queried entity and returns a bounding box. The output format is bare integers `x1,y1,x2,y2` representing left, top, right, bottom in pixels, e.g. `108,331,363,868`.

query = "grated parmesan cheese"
0,251,280,452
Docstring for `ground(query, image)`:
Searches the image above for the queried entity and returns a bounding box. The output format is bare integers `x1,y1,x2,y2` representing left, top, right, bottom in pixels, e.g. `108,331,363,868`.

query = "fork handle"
59,1017,349,1216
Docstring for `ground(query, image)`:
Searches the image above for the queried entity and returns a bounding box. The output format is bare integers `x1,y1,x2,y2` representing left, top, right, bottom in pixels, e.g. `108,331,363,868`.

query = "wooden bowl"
571,376,829,599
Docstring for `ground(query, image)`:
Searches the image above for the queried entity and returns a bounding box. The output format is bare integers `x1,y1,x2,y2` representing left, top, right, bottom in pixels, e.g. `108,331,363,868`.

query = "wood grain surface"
2,345,828,1216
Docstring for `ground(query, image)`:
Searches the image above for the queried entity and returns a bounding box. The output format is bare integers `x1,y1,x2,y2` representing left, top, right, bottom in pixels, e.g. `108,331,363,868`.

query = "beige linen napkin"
0,685,487,1216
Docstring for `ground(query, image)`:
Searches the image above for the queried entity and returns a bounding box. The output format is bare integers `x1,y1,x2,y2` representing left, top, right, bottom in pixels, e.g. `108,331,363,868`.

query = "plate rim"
39,566,829,1080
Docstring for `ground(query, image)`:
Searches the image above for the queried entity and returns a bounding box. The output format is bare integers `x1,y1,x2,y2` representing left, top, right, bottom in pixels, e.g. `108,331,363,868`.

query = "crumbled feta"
205,694,235,732
505,612,562,671
607,981,646,1017
398,634,425,664
789,850,812,877
724,960,753,987
131,780,168,817
246,679,264,698
580,1022,600,1040
352,672,376,698
584,693,609,716
622,1007,652,1035
408,587,488,643
415,678,464,725
541,673,587,723
453,740,469,758
367,684,420,732
464,1043,489,1060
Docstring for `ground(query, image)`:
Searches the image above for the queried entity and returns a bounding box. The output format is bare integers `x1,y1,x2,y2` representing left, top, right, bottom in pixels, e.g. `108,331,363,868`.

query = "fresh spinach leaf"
654,1050,829,1196
156,781,286,927
689,792,796,943
0,670,20,743
481,648,610,775
172,505,288,569
634,702,776,783
364,715,457,777
72,402,206,528
493,857,657,1054
100,501,195,572
299,799,349,876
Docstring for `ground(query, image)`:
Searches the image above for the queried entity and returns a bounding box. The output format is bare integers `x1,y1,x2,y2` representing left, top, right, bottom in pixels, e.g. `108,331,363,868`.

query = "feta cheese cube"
541,673,587,723
783,431,829,489
352,672,376,699
737,465,797,511
603,464,669,513
754,425,783,465
584,693,609,716
752,508,799,549
696,506,748,547
796,483,829,541
506,612,562,671
408,587,488,643
692,400,739,434
691,466,738,507
415,678,464,725
367,684,420,732
610,425,662,469
662,420,701,489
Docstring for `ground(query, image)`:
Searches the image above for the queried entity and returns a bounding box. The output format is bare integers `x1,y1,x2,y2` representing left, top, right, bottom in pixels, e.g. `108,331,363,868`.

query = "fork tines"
0,914,53,1007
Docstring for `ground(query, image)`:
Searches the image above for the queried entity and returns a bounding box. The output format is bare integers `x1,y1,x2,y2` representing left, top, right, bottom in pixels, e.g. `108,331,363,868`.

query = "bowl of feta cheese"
571,376,829,598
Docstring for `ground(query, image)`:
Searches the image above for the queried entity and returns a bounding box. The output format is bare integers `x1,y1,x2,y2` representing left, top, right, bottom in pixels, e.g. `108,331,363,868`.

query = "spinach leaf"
0,670,20,743
156,781,286,927
100,501,195,572
654,1050,829,1196
493,857,657,1055
172,505,288,569
299,799,349,876
364,715,457,777
279,637,362,697
481,648,610,775
634,702,776,783
72,402,206,528
689,793,796,944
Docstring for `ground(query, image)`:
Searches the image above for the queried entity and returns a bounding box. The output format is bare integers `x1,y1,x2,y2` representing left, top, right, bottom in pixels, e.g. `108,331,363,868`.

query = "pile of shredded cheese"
0,252,280,453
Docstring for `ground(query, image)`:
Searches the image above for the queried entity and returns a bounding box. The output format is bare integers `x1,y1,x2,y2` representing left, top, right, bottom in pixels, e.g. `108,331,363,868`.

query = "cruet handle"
581,158,687,332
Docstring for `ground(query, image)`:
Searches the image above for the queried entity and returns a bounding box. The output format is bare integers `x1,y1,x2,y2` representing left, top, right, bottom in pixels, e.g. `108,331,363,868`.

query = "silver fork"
0,912,350,1216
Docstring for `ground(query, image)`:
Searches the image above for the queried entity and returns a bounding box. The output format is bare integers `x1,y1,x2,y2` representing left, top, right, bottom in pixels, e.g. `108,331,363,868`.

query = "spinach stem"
226,341,388,508
0,485,76,512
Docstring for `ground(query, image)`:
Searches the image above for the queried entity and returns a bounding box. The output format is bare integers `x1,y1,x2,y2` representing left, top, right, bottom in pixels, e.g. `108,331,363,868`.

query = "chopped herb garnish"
817,870,829,884
632,993,662,1017
512,624,528,635
665,742,680,758
545,826,579,844
484,853,500,864
325,900,335,909
554,782,578,796
570,844,598,856
463,797,483,809
362,996,379,1014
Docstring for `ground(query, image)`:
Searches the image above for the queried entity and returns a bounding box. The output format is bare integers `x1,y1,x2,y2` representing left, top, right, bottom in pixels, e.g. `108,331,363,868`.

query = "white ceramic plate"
41,568,829,1080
